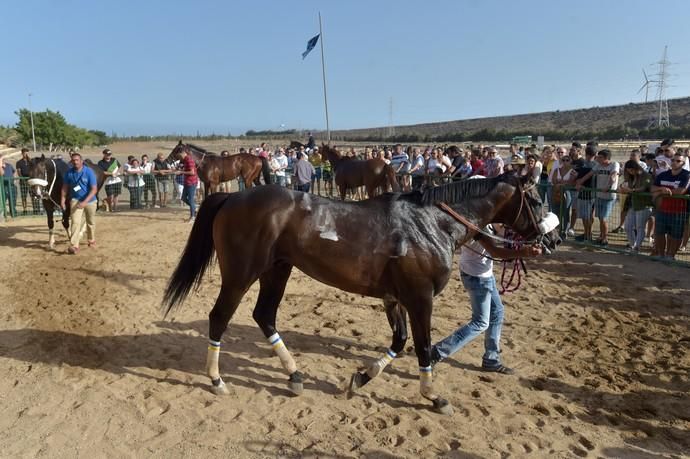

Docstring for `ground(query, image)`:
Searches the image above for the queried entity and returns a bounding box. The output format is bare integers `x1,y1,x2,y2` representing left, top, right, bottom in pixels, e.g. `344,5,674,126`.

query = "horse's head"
498,174,561,253
26,155,51,199
166,140,188,164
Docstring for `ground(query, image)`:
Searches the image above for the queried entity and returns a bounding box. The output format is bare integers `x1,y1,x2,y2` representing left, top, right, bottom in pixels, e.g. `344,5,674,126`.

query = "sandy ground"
0,204,688,459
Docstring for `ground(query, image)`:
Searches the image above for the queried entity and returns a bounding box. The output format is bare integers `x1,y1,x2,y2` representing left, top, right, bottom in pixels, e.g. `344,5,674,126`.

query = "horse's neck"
323,149,342,167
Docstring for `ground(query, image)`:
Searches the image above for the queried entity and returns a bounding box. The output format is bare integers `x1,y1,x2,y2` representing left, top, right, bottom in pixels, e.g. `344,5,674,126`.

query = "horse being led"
320,144,400,200
163,173,560,414
166,141,263,198
27,155,105,248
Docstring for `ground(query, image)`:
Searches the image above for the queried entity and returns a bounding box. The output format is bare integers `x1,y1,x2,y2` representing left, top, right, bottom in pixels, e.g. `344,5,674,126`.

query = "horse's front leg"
349,300,407,392
46,204,55,248
408,299,453,415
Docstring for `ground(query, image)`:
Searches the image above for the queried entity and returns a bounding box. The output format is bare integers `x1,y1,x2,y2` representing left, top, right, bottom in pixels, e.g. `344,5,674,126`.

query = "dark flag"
302,34,320,60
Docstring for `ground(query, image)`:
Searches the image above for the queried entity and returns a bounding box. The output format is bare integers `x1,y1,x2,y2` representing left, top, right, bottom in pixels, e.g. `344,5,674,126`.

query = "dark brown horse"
163,173,560,414
320,144,400,200
27,155,105,248
166,141,263,198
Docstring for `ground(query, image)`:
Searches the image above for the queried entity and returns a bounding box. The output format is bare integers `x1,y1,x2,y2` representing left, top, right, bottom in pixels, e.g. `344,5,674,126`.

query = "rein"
437,180,543,294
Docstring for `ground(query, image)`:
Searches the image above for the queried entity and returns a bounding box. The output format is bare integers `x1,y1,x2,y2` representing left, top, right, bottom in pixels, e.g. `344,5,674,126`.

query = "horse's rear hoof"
210,379,230,396
433,397,453,415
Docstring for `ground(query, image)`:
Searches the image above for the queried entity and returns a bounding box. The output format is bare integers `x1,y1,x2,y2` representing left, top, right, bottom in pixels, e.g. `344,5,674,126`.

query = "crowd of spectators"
2,139,689,260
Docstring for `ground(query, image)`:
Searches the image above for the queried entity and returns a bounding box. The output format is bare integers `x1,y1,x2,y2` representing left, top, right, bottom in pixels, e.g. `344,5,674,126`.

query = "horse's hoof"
348,371,371,397
288,381,304,396
288,371,304,396
210,379,229,396
433,397,453,415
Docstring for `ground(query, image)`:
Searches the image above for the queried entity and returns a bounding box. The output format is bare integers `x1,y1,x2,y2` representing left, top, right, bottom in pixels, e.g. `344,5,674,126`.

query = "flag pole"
318,12,330,142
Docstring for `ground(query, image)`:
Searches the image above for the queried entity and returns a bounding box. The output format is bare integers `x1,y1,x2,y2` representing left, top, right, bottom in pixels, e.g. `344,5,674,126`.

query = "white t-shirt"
273,154,288,177
127,166,145,187
459,239,493,278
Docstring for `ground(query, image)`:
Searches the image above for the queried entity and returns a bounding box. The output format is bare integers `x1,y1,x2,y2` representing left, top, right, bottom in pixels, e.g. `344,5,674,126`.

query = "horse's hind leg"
349,300,407,392
206,284,245,395
407,299,453,415
251,263,304,395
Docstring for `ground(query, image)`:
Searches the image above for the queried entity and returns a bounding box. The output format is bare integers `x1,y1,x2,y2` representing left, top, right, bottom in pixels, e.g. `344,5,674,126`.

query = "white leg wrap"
268,333,297,374
48,230,55,248
366,348,397,378
419,366,437,400
206,339,221,380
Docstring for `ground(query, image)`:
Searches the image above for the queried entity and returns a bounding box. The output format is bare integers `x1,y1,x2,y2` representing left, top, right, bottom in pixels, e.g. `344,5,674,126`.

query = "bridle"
27,159,62,209
437,179,548,249
438,179,558,294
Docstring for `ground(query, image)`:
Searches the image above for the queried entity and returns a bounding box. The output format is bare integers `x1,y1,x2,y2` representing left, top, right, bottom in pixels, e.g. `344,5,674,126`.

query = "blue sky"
3,0,690,136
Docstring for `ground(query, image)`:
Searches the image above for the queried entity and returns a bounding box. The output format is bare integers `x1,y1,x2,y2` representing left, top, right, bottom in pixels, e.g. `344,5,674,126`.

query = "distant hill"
330,97,690,141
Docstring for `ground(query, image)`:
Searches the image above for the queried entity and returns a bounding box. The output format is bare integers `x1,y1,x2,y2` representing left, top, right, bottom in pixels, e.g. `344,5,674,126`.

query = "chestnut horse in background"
166,141,263,198
320,144,400,200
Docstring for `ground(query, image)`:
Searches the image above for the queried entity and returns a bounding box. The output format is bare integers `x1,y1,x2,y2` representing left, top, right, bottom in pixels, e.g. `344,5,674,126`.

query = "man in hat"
98,148,123,212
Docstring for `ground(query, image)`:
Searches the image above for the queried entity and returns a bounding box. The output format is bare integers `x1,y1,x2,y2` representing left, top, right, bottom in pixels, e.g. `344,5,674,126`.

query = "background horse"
166,142,263,198
320,144,400,200
163,173,560,414
288,140,306,151
27,155,105,248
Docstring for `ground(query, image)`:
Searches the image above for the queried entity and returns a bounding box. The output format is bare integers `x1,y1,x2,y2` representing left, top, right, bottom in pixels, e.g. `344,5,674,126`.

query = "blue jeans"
433,272,504,368
557,190,573,234
182,183,197,218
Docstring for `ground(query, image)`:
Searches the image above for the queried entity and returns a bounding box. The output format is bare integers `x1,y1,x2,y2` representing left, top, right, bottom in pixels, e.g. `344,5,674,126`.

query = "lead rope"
499,230,527,294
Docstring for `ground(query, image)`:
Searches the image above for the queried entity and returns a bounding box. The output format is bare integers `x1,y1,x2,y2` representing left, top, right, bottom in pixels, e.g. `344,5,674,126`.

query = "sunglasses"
672,159,684,163
561,158,571,162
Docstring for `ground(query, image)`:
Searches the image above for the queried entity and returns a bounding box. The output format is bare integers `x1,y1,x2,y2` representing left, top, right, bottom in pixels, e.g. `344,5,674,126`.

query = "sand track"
1,209,688,458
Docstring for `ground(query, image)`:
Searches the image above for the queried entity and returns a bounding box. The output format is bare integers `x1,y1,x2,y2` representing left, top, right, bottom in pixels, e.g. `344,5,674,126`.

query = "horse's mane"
411,174,514,206
185,143,216,155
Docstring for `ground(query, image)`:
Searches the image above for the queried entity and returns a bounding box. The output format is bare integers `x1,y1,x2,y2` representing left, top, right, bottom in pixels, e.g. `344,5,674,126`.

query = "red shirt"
181,155,198,186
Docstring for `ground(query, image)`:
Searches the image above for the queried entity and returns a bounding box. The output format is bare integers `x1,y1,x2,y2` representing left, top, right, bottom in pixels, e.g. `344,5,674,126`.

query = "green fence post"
0,176,6,220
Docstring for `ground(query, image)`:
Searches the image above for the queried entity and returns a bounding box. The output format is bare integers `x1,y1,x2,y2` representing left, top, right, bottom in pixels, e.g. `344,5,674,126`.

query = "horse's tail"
162,192,231,317
385,164,401,192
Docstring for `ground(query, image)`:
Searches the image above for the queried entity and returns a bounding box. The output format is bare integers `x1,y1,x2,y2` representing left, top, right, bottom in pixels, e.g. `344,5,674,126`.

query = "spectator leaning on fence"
551,154,577,239
620,160,654,252
61,152,98,254
98,149,123,212
126,158,145,209
140,155,156,208
651,152,690,260
153,152,172,208
576,149,619,246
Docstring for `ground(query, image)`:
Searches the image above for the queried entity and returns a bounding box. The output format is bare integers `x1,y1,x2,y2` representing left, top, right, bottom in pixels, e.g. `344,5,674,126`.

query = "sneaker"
611,227,623,234
154,205,160,209
481,364,515,375
187,217,195,224
67,246,79,255
567,228,575,237
574,234,586,242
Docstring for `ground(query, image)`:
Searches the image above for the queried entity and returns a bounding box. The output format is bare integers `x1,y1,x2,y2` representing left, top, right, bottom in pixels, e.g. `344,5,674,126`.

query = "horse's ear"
177,140,183,146
41,153,45,159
